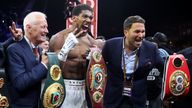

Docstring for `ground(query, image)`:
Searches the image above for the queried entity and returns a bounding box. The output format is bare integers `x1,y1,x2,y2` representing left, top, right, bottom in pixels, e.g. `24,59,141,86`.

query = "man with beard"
102,15,164,108
49,4,104,108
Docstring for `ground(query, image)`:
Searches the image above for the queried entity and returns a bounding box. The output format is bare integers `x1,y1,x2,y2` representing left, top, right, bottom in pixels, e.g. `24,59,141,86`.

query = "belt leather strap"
86,47,107,108
40,52,65,108
161,53,190,101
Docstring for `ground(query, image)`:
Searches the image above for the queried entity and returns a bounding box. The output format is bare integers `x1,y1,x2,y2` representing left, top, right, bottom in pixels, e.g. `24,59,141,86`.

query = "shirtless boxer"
49,4,104,108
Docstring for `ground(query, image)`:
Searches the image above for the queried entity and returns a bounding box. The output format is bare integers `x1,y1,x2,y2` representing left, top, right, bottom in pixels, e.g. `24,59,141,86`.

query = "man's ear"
124,29,128,36
71,16,78,22
26,24,31,32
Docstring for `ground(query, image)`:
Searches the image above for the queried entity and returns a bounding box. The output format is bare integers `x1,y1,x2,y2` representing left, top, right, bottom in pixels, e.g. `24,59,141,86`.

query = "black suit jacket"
0,38,15,67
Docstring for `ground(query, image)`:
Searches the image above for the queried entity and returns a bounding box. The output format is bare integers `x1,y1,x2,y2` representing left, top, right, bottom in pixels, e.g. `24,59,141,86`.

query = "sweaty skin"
49,26,103,80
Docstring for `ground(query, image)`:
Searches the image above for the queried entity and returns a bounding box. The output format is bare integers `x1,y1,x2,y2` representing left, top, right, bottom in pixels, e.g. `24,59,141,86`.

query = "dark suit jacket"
0,38,15,67
102,37,164,108
6,37,47,108
0,43,4,67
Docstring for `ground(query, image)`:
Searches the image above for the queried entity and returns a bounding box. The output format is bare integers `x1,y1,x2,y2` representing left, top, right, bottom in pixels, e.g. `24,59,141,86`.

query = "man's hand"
9,22,23,41
41,52,48,67
69,25,87,38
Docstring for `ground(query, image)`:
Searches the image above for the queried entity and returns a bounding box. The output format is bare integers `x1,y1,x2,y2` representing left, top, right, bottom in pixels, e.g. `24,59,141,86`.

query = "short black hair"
153,32,168,44
123,15,145,30
72,4,93,16
145,36,154,42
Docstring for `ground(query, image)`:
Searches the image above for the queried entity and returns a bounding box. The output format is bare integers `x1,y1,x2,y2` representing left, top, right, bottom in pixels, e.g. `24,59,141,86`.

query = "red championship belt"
86,47,107,108
161,53,190,101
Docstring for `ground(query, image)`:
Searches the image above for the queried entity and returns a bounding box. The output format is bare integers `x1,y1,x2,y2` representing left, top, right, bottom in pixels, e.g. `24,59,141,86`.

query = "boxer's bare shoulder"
49,28,73,53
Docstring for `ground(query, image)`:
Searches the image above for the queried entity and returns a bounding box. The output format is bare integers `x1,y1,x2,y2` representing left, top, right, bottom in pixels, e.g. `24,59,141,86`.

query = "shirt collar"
24,36,37,49
123,37,139,55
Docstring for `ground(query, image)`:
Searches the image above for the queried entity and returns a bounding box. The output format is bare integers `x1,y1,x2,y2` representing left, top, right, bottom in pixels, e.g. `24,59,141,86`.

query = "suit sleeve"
2,37,15,50
0,43,4,67
102,41,109,63
7,45,47,91
155,46,165,76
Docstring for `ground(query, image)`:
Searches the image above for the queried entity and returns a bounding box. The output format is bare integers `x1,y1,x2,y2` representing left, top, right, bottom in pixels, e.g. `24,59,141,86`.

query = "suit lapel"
137,41,152,70
116,38,124,71
19,38,37,61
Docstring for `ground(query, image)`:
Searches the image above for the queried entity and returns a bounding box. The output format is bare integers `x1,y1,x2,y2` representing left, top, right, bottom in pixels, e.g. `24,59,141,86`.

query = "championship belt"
86,47,107,108
161,53,190,101
0,78,9,108
40,52,65,108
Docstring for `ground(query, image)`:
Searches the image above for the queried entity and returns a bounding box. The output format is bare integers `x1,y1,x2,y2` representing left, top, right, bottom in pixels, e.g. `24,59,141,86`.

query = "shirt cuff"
41,62,48,69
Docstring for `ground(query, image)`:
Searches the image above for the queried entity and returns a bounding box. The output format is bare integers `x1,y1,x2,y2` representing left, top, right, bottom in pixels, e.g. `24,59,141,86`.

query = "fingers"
9,22,18,34
71,28,84,38
12,22,17,31
8,22,23,41
42,50,48,56
70,25,85,38
69,24,77,32
75,30,84,38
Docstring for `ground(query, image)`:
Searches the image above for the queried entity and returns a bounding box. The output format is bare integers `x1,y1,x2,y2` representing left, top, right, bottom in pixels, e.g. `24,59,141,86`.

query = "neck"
25,35,38,46
124,39,136,53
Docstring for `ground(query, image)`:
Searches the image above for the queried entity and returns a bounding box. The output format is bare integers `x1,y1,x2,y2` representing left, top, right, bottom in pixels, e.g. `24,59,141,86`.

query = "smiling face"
24,12,49,46
73,10,93,35
29,18,48,45
124,22,145,51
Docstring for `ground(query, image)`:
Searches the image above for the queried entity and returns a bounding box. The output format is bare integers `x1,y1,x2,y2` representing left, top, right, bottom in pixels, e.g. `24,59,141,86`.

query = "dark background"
0,0,192,51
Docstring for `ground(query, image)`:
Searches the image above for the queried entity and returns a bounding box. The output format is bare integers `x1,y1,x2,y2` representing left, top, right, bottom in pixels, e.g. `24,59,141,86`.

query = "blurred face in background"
39,40,49,52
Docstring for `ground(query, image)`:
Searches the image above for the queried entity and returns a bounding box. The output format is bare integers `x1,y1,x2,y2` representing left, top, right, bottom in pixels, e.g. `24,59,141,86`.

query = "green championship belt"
86,47,107,108
40,52,65,108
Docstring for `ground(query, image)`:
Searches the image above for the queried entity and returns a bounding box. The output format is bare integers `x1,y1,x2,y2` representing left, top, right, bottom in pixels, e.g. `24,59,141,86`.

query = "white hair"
23,11,47,31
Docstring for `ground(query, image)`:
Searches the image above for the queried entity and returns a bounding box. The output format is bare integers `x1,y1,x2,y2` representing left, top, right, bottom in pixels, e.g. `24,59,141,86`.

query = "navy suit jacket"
6,38,47,108
102,37,164,108
0,38,15,67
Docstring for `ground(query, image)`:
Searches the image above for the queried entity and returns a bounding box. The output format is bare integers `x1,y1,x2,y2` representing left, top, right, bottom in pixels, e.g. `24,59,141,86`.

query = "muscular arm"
87,35,105,49
49,30,68,53
49,26,77,53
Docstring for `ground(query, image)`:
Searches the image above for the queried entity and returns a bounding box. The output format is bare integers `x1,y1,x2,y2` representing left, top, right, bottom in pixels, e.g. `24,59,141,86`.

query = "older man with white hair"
6,11,49,108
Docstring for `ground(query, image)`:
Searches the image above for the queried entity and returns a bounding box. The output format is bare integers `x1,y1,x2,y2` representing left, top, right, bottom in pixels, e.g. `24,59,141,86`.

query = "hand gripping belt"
86,47,107,108
40,52,65,108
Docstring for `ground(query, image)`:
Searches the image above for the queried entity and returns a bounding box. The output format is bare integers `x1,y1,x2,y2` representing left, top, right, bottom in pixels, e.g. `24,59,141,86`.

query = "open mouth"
82,24,89,31
135,37,144,42
135,39,142,42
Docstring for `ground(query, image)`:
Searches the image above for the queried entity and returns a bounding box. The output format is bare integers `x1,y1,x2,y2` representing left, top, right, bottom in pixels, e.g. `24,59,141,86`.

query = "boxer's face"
74,10,93,35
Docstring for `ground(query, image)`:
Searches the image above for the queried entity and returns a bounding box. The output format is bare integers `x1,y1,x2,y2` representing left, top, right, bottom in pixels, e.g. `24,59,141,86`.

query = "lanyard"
122,39,138,82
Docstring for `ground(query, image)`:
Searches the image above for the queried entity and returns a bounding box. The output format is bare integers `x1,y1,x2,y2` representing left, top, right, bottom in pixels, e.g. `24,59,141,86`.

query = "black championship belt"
161,53,190,101
40,52,65,108
86,47,107,108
